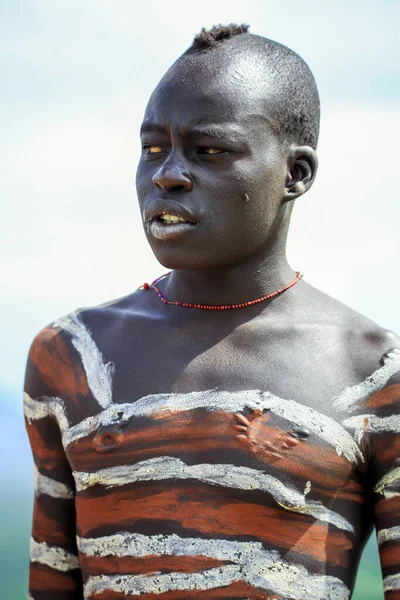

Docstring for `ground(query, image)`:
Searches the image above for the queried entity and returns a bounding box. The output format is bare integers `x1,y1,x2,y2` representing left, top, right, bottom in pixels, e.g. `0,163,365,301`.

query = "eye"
197,147,227,156
142,145,164,154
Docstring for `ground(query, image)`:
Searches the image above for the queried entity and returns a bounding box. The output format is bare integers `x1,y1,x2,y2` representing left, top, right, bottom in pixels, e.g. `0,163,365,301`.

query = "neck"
161,247,297,308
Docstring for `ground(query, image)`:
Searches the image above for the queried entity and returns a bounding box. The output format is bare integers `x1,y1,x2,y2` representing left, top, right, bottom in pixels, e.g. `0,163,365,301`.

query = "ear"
283,146,318,201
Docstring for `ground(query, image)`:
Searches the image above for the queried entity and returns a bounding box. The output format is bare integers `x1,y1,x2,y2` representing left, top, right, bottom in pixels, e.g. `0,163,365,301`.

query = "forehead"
142,54,276,134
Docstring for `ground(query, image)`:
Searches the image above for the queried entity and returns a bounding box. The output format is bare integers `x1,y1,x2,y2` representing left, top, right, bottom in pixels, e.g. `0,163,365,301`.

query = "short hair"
181,24,320,149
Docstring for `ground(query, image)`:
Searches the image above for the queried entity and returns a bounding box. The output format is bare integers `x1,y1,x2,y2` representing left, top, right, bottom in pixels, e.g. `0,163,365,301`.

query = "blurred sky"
0,4,398,598
1,0,400,474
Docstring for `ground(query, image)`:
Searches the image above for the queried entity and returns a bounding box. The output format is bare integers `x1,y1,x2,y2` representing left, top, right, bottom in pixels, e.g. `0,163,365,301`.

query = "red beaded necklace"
141,270,303,310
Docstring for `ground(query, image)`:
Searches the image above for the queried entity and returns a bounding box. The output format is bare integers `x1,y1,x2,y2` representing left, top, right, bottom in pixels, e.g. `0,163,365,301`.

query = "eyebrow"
140,122,167,136
140,121,245,141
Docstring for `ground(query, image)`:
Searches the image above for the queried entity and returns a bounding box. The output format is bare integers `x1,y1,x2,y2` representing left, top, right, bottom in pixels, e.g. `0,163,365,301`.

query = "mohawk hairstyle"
188,23,250,53
180,23,320,149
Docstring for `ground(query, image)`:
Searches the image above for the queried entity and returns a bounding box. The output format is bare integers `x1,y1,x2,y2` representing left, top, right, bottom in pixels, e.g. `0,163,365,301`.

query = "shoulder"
31,287,145,349
25,289,143,396
341,308,400,383
301,281,400,379
318,292,400,421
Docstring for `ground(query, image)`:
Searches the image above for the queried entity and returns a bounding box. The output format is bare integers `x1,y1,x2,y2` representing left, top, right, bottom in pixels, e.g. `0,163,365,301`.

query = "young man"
24,24,400,600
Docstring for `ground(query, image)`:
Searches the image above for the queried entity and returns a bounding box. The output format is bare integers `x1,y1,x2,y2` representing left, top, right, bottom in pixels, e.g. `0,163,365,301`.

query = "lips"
144,199,198,241
144,200,198,225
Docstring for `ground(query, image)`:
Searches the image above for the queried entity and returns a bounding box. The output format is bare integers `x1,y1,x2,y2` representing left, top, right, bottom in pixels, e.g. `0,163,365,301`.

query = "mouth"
144,203,198,240
151,213,197,225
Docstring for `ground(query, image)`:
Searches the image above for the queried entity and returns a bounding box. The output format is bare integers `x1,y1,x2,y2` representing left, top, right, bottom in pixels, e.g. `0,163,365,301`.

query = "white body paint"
374,466,400,497
25,315,400,599
82,533,350,600
342,414,400,444
332,348,400,412
34,465,74,500
62,388,363,463
377,525,400,545
23,392,70,443
74,456,353,532
384,572,400,592
54,311,114,409
30,538,80,572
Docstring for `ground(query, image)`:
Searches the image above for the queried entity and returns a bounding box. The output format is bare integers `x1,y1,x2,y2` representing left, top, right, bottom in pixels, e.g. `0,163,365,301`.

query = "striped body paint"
23,311,400,599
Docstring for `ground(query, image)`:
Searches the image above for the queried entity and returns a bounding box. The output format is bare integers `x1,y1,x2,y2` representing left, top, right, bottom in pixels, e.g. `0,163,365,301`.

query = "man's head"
136,24,319,270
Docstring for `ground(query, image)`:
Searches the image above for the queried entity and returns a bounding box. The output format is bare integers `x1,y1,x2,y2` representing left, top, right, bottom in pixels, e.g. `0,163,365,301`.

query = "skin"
24,36,400,600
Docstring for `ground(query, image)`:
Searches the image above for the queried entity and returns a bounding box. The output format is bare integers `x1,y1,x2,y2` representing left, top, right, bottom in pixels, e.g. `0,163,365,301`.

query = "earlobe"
286,181,306,196
284,146,318,201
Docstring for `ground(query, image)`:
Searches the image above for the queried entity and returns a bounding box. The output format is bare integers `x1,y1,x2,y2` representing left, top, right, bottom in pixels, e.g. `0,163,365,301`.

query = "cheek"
221,157,284,212
135,163,153,200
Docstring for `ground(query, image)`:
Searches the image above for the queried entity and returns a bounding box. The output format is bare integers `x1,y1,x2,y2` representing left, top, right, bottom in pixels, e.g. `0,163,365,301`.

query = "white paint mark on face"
374,466,400,498
73,456,353,532
64,388,362,463
53,310,114,409
377,525,400,545
82,533,350,599
30,537,80,572
384,572,400,592
34,465,74,500
342,414,400,445
332,348,400,412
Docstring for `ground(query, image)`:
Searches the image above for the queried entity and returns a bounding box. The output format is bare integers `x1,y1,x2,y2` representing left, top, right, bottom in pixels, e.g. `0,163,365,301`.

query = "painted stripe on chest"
74,456,353,532
82,533,350,599
66,388,362,463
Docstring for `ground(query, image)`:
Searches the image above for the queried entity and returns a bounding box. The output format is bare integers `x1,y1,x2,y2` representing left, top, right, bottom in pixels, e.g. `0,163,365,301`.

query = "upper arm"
24,326,83,599
366,335,400,599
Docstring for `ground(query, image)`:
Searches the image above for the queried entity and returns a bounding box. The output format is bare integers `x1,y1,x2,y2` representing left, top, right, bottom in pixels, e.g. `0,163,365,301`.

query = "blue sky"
1,0,400,446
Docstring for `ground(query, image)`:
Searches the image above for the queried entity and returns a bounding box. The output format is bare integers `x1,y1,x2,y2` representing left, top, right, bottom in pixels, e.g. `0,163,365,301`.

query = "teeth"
159,214,187,223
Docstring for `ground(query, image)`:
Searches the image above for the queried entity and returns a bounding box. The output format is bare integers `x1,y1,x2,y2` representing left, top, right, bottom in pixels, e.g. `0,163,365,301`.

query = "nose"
152,156,193,193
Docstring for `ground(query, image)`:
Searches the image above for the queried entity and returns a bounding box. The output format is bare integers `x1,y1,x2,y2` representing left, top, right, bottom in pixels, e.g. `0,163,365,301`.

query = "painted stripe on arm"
374,466,400,498
30,538,80,572
23,392,70,438
333,348,400,412
384,573,400,593
343,414,400,444
53,311,114,409
34,465,74,499
378,525,400,545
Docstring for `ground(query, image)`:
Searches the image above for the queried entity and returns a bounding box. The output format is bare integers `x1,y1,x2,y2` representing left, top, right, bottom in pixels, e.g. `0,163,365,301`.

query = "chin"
150,246,241,272
152,250,204,271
